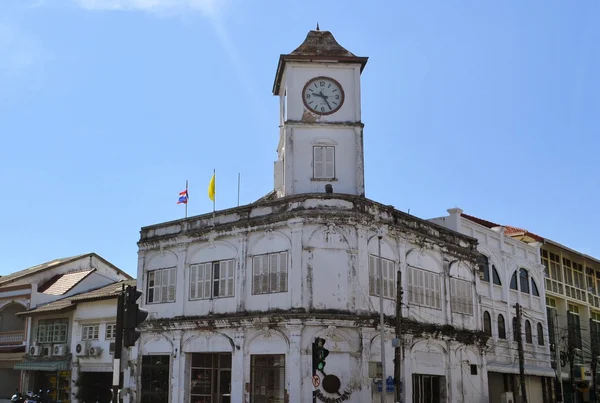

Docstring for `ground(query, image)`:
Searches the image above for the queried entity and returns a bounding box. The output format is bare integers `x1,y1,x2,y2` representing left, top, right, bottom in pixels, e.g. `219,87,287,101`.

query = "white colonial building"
0,253,129,402
431,208,555,402
128,28,490,403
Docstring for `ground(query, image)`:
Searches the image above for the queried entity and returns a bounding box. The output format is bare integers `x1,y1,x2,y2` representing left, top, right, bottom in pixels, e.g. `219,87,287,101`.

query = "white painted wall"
431,208,554,397
132,196,486,403
283,63,362,123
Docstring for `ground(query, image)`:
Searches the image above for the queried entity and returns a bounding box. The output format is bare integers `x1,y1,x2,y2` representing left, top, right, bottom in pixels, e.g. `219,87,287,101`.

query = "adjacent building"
127,28,491,403
431,208,555,402
0,253,130,402
17,279,135,403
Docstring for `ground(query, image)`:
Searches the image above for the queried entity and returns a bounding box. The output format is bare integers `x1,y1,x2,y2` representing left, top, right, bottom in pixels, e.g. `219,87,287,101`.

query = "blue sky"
1,0,598,276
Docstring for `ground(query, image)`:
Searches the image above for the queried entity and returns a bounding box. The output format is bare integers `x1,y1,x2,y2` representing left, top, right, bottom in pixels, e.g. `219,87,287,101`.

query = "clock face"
302,76,345,115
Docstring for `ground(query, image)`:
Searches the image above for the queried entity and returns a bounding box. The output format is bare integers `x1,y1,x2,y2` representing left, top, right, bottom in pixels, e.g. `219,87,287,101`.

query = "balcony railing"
0,330,25,345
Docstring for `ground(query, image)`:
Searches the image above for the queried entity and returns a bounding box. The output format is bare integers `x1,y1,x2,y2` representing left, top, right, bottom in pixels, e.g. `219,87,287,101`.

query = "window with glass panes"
147,267,177,304
190,260,235,300
408,266,441,309
542,250,563,295
81,324,99,340
251,355,285,403
106,323,116,340
252,252,288,295
368,255,395,299
190,353,232,403
568,304,582,352
36,319,68,344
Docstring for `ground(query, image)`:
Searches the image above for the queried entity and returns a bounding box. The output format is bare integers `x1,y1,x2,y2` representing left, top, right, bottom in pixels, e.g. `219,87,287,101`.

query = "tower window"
313,146,335,179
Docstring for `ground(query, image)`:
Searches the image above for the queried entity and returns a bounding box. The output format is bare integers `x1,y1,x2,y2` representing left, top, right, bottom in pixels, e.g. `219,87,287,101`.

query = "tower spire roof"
272,29,368,95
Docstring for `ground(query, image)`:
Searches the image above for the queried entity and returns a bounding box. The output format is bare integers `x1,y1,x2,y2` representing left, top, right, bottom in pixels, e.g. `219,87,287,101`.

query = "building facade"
18,280,135,403
127,28,490,403
1,253,130,402
431,208,555,402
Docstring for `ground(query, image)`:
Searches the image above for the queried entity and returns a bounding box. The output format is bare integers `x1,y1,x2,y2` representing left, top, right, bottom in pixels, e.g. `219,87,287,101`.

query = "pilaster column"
231,328,245,403
174,246,187,314
286,324,303,403
402,334,413,402
359,327,373,402
171,330,183,403
287,218,304,309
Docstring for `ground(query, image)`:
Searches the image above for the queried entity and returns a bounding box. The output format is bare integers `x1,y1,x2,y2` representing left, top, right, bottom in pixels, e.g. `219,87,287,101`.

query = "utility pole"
112,285,125,403
515,303,528,403
569,346,575,403
554,310,564,403
377,235,386,403
592,353,598,403
394,270,403,403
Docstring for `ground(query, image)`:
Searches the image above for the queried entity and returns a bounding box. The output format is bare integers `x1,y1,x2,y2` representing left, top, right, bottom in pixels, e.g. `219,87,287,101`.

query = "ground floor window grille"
250,354,286,403
412,374,446,403
190,353,232,403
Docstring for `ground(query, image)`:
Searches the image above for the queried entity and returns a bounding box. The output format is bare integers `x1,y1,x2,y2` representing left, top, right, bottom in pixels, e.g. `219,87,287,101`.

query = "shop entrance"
190,353,232,403
78,372,112,403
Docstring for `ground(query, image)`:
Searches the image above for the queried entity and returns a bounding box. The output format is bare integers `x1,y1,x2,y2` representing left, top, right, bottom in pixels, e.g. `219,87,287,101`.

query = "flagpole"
237,173,240,207
185,180,188,219
212,169,216,222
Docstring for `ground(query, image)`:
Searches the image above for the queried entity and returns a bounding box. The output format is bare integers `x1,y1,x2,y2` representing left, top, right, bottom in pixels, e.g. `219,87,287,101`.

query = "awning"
487,362,556,378
14,361,70,371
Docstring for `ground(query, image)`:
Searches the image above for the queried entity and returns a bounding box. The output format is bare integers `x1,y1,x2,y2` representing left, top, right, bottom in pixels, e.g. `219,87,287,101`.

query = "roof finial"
316,22,320,31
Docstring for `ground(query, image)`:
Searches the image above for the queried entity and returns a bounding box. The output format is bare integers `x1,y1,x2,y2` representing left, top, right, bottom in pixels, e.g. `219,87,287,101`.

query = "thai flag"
177,189,188,204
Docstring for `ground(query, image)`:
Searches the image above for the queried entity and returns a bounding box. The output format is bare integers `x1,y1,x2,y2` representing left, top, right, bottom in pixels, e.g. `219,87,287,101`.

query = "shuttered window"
189,260,235,300
252,252,288,294
408,266,441,309
450,278,473,315
368,255,395,299
313,146,335,179
147,267,177,304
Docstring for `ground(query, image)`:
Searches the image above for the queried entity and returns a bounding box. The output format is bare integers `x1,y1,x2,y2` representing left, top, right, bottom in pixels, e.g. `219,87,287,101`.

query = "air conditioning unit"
75,341,90,356
53,344,67,356
500,392,514,403
88,345,103,357
29,345,42,356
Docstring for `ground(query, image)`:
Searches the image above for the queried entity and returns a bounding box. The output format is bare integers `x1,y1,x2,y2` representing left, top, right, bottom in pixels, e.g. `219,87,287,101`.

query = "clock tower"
272,28,368,198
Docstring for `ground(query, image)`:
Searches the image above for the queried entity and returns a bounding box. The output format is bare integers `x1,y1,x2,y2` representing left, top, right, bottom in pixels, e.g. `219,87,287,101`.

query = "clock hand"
319,92,333,110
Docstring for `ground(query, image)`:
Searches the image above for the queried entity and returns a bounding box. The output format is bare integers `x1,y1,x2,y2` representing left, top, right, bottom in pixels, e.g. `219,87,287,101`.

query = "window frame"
498,314,506,339
189,259,236,300
368,255,396,299
36,319,68,344
82,324,100,341
146,267,177,304
450,277,473,315
483,311,492,336
407,266,442,310
106,323,117,340
312,146,335,180
252,252,289,295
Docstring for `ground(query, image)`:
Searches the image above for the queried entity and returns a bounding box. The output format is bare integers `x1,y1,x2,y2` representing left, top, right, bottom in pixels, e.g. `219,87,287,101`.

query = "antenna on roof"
316,22,320,31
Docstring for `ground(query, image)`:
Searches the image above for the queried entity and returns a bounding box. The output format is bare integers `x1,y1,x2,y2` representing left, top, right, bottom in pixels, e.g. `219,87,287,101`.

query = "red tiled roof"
38,269,95,295
460,213,545,243
18,279,137,316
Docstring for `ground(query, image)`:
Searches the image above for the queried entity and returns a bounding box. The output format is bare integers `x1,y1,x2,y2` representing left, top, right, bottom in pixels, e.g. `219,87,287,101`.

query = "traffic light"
312,337,329,375
123,285,149,348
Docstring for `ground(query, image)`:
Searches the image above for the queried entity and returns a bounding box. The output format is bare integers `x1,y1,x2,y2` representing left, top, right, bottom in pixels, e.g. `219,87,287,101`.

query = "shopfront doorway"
190,353,232,403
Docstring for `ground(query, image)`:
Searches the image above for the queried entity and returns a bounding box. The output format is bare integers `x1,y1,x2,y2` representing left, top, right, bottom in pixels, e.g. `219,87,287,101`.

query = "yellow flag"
208,172,215,201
